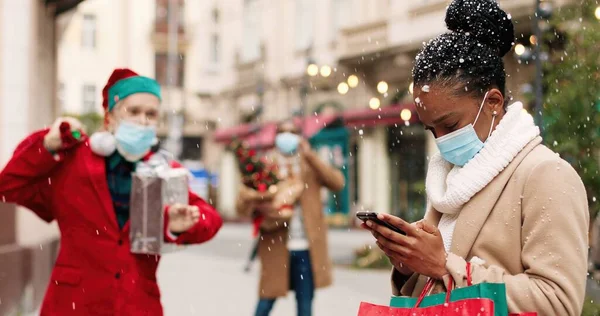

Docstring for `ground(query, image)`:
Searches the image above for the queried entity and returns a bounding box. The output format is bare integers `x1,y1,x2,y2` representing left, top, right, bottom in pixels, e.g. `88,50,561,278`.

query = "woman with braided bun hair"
362,0,589,314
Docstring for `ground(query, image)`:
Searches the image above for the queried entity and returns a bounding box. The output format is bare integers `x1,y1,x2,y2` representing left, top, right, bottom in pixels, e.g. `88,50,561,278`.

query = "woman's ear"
486,89,505,114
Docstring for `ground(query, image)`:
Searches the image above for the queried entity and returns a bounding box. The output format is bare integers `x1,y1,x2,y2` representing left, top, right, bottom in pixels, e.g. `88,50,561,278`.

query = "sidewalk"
209,223,377,266
25,224,600,315
158,224,389,316
27,223,381,316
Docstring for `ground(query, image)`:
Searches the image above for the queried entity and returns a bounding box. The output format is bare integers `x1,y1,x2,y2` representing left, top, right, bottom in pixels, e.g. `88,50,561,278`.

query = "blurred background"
0,0,598,315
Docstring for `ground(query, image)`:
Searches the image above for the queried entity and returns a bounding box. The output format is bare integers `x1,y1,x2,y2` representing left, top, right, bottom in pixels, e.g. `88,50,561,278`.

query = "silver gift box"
129,155,190,255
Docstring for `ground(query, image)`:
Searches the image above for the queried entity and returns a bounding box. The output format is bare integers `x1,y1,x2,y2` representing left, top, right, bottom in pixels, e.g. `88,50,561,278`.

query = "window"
210,7,221,65
155,0,185,31
331,0,351,41
295,0,315,50
82,84,96,113
82,14,96,48
58,82,65,111
211,34,220,64
241,0,261,62
212,8,220,24
155,53,185,87
181,136,203,161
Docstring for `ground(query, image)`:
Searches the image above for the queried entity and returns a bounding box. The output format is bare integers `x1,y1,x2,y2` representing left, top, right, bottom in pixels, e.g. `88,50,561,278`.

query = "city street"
157,223,391,316
26,223,600,315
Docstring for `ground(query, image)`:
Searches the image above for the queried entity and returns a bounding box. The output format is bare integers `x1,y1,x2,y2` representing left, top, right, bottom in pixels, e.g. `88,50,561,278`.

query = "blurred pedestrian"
0,68,223,316
236,120,345,316
362,1,589,315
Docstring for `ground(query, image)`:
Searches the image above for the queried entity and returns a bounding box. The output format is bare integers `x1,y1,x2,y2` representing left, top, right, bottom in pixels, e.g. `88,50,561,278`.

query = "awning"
343,103,418,128
46,0,86,16
213,124,261,142
213,103,418,149
214,115,341,149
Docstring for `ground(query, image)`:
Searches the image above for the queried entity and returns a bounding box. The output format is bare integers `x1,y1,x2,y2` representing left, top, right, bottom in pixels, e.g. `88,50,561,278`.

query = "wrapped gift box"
129,155,189,255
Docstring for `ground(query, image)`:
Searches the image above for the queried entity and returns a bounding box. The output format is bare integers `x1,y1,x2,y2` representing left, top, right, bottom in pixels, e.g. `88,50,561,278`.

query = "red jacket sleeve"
163,160,223,244
0,129,65,222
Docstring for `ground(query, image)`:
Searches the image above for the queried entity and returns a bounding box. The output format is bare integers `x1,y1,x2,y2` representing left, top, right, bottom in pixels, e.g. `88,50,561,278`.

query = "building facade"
55,0,571,225
57,0,222,171
0,1,86,314
209,0,563,224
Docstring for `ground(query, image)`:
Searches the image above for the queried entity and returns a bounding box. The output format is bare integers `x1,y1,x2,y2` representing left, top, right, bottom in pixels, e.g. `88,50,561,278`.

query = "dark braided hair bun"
446,0,514,57
412,0,515,100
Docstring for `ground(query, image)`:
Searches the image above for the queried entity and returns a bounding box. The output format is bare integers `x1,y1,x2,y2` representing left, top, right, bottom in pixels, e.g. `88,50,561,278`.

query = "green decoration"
540,0,600,218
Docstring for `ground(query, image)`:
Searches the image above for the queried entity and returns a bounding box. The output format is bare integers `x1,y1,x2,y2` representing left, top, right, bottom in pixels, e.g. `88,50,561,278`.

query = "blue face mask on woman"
275,132,300,155
435,91,496,166
114,120,157,161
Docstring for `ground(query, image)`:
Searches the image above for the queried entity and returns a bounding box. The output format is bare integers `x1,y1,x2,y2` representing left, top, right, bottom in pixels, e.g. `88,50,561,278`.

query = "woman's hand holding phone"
362,213,448,280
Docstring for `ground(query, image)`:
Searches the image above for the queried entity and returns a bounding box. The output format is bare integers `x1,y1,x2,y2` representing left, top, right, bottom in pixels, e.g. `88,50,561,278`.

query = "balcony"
339,19,389,59
232,44,266,94
407,0,449,17
408,0,539,19
46,0,86,16
157,88,217,137
151,5,188,53
151,24,188,52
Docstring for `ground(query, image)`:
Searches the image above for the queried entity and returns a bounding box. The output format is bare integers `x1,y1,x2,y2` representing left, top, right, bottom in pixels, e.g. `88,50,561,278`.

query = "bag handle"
413,261,473,308
413,277,453,308
466,261,473,286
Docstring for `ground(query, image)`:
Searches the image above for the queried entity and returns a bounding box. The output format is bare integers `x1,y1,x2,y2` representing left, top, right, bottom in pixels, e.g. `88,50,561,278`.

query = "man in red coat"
0,68,223,315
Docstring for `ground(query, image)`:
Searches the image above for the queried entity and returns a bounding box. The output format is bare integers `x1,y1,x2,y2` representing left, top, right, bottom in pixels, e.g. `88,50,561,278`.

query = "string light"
369,97,380,110
337,82,349,95
320,65,332,77
348,75,359,88
377,81,388,94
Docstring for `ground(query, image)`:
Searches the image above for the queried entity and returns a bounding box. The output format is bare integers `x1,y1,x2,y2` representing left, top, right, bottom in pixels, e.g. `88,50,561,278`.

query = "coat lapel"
83,146,119,231
449,137,542,258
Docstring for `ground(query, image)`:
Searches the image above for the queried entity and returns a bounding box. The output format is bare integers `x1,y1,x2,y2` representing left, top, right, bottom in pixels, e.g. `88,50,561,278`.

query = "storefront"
388,124,427,222
213,103,424,226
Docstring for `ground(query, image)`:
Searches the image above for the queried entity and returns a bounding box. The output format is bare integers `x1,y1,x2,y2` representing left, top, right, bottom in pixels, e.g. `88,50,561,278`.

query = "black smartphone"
356,212,406,235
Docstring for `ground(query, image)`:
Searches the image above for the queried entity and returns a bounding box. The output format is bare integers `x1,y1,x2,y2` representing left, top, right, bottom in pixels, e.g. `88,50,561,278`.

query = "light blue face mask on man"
435,91,496,167
114,120,157,161
275,132,301,155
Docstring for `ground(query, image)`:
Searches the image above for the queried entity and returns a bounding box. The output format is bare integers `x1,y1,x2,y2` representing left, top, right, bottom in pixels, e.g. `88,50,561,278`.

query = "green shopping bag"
389,263,509,316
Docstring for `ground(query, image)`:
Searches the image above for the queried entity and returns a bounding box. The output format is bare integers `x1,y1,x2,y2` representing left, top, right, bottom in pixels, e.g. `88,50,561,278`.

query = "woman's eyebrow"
432,112,456,125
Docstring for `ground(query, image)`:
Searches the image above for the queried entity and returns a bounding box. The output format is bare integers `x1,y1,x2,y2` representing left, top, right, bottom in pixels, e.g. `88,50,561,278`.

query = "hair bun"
445,0,514,57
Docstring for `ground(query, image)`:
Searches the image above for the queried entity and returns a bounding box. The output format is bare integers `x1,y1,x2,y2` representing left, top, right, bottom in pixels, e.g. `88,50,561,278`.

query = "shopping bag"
358,276,496,315
389,262,507,316
357,262,538,316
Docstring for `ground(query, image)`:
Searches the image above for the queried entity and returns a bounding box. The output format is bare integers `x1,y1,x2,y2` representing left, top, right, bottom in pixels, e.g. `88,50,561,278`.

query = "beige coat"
237,149,345,298
392,137,589,316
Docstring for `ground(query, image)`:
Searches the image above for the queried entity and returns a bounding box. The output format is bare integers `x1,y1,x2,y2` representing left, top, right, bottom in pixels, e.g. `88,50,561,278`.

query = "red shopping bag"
357,277,496,315
357,262,538,316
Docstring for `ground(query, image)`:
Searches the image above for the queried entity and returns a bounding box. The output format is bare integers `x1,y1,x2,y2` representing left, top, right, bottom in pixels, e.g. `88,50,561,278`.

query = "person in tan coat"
362,1,589,315
236,120,345,316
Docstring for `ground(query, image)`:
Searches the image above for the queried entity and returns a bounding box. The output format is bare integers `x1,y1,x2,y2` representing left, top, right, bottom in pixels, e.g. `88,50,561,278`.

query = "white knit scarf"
425,102,540,251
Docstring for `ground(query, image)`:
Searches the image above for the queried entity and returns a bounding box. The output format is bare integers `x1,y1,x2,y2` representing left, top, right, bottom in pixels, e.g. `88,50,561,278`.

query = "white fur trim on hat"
90,131,116,157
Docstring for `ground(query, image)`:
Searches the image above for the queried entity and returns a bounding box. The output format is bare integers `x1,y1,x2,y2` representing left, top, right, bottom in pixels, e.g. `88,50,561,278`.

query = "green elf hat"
101,68,161,114
91,68,161,157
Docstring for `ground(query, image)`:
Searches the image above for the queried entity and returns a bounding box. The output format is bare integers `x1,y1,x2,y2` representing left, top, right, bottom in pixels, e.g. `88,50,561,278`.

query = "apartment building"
210,0,561,224
57,0,222,170
0,1,87,315
55,0,568,225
